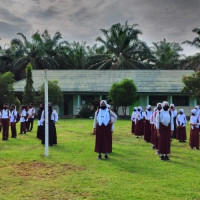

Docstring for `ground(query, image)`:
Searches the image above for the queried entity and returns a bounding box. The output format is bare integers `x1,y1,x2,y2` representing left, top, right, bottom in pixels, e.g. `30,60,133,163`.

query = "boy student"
1,104,10,140
10,104,17,138
28,103,35,132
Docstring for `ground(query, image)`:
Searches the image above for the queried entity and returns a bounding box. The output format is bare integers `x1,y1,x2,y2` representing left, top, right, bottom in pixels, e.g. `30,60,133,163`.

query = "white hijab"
97,100,110,126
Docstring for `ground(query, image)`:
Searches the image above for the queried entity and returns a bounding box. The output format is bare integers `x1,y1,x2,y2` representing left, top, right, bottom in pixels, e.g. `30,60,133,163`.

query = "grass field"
0,119,200,200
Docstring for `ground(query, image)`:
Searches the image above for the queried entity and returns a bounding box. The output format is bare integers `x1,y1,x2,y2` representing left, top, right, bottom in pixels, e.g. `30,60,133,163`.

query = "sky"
0,0,199,56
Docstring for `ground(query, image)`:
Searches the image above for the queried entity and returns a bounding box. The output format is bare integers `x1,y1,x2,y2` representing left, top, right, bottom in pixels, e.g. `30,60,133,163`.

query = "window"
172,96,189,106
149,95,168,106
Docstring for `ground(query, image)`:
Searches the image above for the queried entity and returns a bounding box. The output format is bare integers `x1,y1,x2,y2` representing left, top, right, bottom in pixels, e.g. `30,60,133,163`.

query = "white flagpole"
44,69,49,156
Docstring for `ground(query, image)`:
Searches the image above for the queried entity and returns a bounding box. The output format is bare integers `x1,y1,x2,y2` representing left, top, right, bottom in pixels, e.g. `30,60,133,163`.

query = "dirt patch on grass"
13,161,85,179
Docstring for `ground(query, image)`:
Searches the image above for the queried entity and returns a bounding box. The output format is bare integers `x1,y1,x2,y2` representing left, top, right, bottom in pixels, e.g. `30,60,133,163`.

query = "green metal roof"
13,70,194,93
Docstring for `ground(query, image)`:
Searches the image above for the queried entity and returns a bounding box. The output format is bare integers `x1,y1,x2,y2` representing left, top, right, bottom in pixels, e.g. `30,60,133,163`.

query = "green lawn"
0,119,199,200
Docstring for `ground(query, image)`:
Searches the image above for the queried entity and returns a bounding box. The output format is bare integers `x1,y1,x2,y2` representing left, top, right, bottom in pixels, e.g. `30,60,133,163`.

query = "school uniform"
37,108,44,139
28,107,35,131
10,109,17,138
171,108,177,139
20,109,27,134
41,109,58,146
131,108,137,134
150,108,158,149
1,109,10,140
189,112,199,149
144,107,153,142
135,107,144,136
93,108,117,154
176,111,187,142
156,109,174,157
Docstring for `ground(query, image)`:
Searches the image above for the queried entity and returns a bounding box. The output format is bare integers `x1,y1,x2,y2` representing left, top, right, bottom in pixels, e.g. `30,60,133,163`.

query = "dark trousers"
2,119,9,139
20,122,26,134
28,118,34,131
11,122,17,138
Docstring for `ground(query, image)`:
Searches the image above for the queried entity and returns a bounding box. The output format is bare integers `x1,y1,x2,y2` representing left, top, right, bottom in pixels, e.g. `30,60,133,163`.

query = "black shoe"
2,138,6,141
183,140,186,143
160,155,165,160
165,155,170,160
136,136,139,138
19,133,22,134
105,155,109,160
98,155,102,160
152,145,155,150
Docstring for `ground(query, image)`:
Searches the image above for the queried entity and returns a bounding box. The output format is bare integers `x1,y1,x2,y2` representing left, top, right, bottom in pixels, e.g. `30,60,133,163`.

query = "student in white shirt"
176,109,187,142
20,105,27,134
156,101,174,161
144,105,153,143
1,104,10,140
131,107,137,134
93,100,117,160
28,103,35,132
40,102,59,146
189,109,200,150
170,104,177,139
10,104,17,138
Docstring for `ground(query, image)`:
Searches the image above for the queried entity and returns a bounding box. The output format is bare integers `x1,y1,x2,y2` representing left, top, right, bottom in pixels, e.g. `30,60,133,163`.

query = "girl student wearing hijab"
156,101,174,161
189,109,200,150
93,100,117,160
176,109,187,143
135,106,144,138
131,107,137,134
144,105,153,143
37,103,44,139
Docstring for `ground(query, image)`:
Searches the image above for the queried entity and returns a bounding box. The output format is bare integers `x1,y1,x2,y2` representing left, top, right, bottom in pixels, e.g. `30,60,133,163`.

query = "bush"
78,105,93,118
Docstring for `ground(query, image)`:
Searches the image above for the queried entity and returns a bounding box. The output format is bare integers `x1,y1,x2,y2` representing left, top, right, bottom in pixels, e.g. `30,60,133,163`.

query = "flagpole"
44,69,49,156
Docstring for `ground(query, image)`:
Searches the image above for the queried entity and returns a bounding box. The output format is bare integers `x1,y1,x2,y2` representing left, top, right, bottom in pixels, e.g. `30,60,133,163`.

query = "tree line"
0,22,200,81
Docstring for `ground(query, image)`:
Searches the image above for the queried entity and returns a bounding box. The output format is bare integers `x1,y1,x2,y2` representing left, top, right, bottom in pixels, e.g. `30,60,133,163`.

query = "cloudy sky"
0,0,199,55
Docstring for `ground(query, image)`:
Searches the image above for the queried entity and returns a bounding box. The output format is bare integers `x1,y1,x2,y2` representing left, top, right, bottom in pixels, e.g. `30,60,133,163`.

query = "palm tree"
10,31,64,79
88,22,153,69
152,39,183,69
181,28,200,71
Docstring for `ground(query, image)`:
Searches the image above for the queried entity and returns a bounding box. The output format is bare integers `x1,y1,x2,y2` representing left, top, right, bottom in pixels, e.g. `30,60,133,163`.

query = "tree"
22,63,35,104
10,31,63,79
109,79,137,116
182,72,200,101
181,28,200,71
37,80,63,105
88,22,153,69
0,72,16,106
152,39,183,69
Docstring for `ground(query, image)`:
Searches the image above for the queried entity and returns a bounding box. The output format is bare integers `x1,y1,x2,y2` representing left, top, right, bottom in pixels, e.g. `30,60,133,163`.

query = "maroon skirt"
131,121,135,134
189,127,199,149
95,124,112,153
158,123,171,154
144,120,151,142
135,120,144,136
176,126,187,141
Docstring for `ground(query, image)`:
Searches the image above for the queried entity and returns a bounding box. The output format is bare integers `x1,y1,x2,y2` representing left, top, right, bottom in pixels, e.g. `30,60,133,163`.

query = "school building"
13,70,197,116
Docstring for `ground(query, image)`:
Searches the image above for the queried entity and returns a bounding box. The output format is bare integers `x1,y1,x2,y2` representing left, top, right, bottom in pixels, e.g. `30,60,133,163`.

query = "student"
41,103,58,146
93,100,117,160
10,104,17,138
37,104,44,139
1,104,10,140
144,105,153,142
156,101,174,161
189,109,200,150
20,105,27,134
135,106,144,138
27,103,35,132
25,105,29,132
170,104,177,139
176,109,187,142
131,107,137,134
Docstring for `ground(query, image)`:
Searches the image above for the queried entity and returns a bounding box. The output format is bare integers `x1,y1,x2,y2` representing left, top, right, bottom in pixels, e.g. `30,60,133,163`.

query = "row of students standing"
131,102,190,161
0,103,36,140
